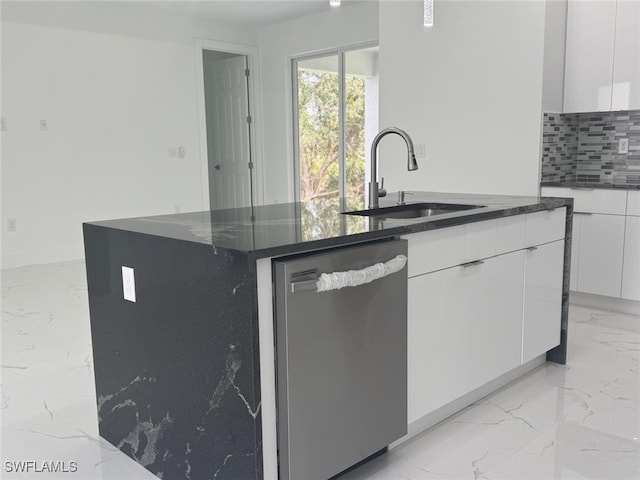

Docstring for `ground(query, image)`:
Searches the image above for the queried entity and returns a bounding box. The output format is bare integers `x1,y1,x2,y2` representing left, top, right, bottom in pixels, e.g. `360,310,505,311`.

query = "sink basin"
343,202,484,219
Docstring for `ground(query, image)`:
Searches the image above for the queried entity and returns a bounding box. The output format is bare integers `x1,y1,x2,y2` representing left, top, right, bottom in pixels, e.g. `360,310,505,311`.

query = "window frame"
291,42,378,204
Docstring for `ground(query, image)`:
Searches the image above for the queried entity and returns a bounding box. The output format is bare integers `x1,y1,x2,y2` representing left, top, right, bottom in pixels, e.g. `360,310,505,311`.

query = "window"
293,46,379,211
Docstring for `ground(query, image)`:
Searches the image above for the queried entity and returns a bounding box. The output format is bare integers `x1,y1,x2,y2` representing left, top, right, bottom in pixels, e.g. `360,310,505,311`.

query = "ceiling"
116,0,366,28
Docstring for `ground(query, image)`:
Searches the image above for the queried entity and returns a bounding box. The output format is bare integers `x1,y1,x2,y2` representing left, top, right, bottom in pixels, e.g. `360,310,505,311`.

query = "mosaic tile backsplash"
541,110,640,185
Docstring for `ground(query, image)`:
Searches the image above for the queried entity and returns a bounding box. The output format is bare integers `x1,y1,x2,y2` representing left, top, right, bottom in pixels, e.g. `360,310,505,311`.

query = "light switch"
415,144,426,159
122,266,136,302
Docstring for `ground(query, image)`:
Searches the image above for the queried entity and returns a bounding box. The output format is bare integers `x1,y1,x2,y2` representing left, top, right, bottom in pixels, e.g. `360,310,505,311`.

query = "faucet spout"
369,127,419,209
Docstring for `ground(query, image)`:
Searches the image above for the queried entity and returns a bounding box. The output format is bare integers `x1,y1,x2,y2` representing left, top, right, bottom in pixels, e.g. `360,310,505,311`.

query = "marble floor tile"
2,262,639,479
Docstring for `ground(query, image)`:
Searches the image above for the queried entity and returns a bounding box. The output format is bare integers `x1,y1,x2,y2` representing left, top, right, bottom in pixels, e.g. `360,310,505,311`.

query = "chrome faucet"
369,127,419,209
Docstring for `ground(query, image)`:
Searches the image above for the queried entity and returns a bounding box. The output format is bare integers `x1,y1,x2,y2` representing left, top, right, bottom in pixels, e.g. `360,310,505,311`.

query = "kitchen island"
83,191,573,480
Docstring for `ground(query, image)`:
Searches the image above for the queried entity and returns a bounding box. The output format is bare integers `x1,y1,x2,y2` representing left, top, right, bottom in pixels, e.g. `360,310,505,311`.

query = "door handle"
290,255,408,293
461,259,485,268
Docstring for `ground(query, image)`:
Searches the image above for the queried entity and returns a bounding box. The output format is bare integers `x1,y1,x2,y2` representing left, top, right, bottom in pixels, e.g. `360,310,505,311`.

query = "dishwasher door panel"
274,239,408,480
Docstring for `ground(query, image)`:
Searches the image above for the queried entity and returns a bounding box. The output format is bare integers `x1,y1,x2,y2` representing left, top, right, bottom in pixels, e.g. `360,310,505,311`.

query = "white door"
205,54,252,209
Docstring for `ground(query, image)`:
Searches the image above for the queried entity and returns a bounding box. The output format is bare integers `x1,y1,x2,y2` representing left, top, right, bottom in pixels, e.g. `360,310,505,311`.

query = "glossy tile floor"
1,260,639,479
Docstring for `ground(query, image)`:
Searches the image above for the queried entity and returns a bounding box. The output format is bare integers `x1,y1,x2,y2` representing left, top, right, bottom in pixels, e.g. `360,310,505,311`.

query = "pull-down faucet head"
369,127,419,209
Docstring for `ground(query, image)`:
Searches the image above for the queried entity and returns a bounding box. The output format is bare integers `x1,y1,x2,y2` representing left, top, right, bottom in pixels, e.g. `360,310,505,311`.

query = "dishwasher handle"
290,255,408,293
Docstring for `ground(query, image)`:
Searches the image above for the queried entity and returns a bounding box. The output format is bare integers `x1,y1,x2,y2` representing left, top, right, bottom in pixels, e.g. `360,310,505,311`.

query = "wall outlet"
1,118,7,131
414,144,426,159
7,218,16,232
174,204,181,213
168,147,178,159
40,119,48,131
122,266,136,302
618,138,629,154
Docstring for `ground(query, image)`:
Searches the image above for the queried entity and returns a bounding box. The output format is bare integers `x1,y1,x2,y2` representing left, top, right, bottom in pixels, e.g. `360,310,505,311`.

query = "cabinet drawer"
627,191,640,217
404,216,525,277
541,187,627,215
525,207,566,247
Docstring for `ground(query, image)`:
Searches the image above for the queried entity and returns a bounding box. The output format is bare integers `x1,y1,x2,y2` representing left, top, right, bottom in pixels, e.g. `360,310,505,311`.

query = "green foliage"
297,70,366,204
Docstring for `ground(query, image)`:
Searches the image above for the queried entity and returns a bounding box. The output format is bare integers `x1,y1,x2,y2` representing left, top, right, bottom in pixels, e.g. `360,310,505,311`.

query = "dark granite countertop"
86,191,572,259
541,181,640,191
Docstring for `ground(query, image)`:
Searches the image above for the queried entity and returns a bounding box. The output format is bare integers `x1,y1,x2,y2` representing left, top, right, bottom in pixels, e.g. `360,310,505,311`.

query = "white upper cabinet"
563,0,617,113
564,0,639,112
612,0,640,110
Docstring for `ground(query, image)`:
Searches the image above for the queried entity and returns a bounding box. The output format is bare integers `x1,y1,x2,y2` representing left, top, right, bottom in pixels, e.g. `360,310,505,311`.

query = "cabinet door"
622,216,640,301
570,214,580,291
577,213,625,297
612,0,640,110
564,0,617,112
522,240,565,364
466,251,524,392
407,267,468,423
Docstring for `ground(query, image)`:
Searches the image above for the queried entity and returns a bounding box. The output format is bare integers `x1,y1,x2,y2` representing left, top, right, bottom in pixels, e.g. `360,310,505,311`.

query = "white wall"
257,1,379,204
378,0,547,196
1,2,256,268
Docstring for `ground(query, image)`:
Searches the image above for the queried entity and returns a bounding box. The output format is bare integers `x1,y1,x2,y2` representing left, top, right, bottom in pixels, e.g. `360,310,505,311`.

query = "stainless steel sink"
343,202,484,219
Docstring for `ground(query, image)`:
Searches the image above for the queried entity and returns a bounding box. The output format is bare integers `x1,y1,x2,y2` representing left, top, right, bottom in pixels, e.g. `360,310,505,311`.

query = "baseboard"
391,355,546,450
570,291,640,315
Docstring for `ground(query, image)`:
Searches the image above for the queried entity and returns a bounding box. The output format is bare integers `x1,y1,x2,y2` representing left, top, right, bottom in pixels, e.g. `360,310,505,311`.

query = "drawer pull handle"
461,260,485,268
570,187,595,191
575,212,593,216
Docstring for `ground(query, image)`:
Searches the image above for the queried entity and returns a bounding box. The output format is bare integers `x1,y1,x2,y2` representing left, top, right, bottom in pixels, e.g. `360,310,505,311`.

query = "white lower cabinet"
522,240,565,364
576,213,625,297
407,266,468,423
407,250,525,422
466,251,524,391
570,214,580,291
622,216,640,301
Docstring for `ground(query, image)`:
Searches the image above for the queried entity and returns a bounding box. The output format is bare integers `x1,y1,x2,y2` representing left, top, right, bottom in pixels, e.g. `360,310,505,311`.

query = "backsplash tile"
541,113,578,183
541,110,640,185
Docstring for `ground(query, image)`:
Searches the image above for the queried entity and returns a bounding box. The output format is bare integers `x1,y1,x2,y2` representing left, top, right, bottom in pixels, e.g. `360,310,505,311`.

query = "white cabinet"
466,251,525,391
576,213,625,297
407,266,468,423
612,0,640,111
622,216,640,301
627,191,640,216
522,240,565,364
570,213,580,291
406,209,566,424
563,0,617,113
407,250,525,422
406,216,525,278
541,186,627,215
564,0,640,112
541,186,634,299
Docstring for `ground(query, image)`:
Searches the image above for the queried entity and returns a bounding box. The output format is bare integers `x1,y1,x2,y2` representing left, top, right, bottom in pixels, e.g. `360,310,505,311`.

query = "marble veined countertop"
85,191,572,258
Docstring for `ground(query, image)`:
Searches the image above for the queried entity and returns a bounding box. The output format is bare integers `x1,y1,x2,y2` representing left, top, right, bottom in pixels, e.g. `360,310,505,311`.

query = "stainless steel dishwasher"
273,239,408,480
